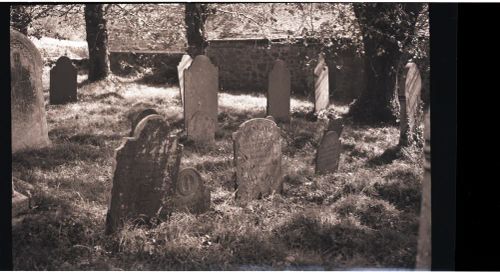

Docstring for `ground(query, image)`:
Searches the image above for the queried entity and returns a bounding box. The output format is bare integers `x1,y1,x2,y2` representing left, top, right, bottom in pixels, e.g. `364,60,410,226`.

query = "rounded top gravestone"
50,56,77,105
267,59,291,123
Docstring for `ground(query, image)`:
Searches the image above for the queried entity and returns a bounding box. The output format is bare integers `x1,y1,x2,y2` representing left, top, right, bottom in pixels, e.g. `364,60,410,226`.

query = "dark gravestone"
105,115,179,234
10,29,50,153
50,56,77,104
316,118,344,174
170,167,211,213
184,55,218,145
233,118,283,202
399,61,423,145
177,54,193,105
314,53,329,113
129,108,159,136
267,59,291,123
416,111,431,269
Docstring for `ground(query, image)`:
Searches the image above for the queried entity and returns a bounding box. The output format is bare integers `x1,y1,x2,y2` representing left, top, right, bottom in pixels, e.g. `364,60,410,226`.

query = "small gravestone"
184,55,218,145
314,53,329,113
10,29,50,153
12,186,29,217
233,118,283,202
50,56,77,105
170,168,210,213
416,110,431,269
177,54,193,105
316,118,344,174
267,59,291,123
105,115,180,234
129,108,158,136
399,61,423,145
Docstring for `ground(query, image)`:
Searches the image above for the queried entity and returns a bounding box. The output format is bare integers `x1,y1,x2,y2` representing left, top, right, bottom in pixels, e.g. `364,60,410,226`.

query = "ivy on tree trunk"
185,3,209,57
10,5,31,35
85,4,110,82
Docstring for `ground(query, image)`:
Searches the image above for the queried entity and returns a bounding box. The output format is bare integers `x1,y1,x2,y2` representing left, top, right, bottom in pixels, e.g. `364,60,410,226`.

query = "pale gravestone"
399,61,423,145
316,118,344,174
10,29,50,153
184,55,218,145
170,167,210,213
267,59,291,123
233,118,283,202
50,56,77,105
105,115,180,234
416,110,431,269
314,53,329,113
177,54,193,105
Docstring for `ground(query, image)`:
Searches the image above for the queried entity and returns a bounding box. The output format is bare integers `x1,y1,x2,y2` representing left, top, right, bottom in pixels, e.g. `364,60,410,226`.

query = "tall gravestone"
314,53,329,113
177,54,193,105
267,59,291,123
416,110,431,269
105,115,180,234
184,55,218,145
50,56,77,105
399,61,423,145
10,29,50,153
316,118,344,174
233,118,283,202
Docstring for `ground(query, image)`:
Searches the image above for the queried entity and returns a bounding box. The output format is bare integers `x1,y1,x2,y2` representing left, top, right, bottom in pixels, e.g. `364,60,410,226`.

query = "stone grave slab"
50,56,77,104
267,59,291,123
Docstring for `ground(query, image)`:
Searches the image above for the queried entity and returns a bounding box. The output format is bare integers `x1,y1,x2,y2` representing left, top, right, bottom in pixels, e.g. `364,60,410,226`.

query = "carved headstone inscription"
50,56,77,105
267,59,291,123
106,115,178,234
184,55,218,145
10,29,51,153
170,168,211,214
314,53,329,113
177,54,193,105
316,118,344,174
399,61,423,145
233,118,283,202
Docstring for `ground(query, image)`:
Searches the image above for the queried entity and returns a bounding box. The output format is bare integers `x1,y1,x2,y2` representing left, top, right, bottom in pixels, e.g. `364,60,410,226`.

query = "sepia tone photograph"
10,2,431,270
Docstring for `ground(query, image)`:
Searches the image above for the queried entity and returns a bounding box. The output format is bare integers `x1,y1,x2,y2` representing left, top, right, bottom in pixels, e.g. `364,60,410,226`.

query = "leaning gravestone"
177,54,193,105
10,29,50,153
184,55,218,145
316,118,344,174
233,118,283,202
105,114,180,234
267,59,291,123
399,60,423,145
170,168,211,213
50,56,77,105
314,53,329,113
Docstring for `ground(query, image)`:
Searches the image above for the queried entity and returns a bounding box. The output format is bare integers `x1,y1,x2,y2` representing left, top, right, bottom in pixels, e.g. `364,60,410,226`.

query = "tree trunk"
84,4,110,82
349,3,422,124
185,3,208,57
10,5,31,35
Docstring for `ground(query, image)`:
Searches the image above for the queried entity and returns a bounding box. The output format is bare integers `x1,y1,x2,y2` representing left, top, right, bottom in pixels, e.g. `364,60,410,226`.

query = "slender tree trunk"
185,3,208,57
84,4,110,82
10,5,31,35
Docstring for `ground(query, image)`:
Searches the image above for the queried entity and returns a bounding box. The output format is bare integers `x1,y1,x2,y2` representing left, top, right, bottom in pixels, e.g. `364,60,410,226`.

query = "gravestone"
416,111,431,269
184,55,218,145
316,118,344,174
177,54,193,105
267,59,291,123
233,118,283,202
170,168,211,213
129,108,158,136
12,183,29,217
399,61,423,145
49,56,77,105
105,115,180,234
314,53,329,113
10,29,50,153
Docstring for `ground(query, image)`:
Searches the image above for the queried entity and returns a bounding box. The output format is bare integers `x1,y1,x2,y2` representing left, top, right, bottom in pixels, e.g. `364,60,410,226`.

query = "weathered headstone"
177,54,193,105
12,185,29,217
49,56,77,105
105,115,179,234
184,55,218,145
129,108,158,136
10,29,51,153
416,110,431,269
233,118,283,202
170,168,210,213
267,59,291,123
314,53,329,113
316,118,343,174
399,61,423,145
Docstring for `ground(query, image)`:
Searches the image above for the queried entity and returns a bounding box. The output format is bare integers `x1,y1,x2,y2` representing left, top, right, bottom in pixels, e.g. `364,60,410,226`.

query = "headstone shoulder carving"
267,59,291,123
177,54,193,105
10,28,51,153
170,167,210,214
50,56,77,105
314,53,329,113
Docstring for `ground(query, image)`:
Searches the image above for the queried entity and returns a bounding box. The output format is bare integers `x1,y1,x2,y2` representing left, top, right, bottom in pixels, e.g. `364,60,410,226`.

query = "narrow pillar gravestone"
416,110,431,269
50,56,77,105
399,60,423,146
314,53,329,113
233,118,283,202
184,55,218,145
10,28,51,153
177,54,193,105
316,118,344,174
267,59,291,123
170,167,211,213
